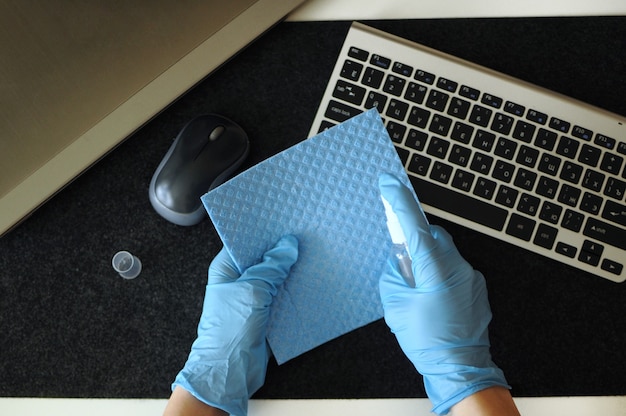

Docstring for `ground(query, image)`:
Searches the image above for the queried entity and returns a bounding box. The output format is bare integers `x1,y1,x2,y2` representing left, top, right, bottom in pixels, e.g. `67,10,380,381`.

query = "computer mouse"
149,114,249,226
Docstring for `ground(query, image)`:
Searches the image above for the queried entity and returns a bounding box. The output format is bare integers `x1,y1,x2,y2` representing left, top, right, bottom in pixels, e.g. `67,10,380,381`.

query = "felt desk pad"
201,109,412,364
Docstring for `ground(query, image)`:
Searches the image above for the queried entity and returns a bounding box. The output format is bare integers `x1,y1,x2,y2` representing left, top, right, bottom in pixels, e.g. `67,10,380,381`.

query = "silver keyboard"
308,22,626,283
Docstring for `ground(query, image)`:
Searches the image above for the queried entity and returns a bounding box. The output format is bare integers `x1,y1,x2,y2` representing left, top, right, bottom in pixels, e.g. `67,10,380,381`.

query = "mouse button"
209,125,226,141
156,169,204,213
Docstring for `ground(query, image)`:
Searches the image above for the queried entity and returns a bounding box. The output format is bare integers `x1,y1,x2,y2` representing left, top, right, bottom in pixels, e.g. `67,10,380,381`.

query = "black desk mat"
1,18,625,399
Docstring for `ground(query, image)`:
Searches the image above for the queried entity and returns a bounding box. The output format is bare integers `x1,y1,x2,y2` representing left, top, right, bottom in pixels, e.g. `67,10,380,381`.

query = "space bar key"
408,176,508,231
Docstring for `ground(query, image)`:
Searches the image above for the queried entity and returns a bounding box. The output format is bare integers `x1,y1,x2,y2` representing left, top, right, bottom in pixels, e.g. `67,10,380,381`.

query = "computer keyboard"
308,22,626,283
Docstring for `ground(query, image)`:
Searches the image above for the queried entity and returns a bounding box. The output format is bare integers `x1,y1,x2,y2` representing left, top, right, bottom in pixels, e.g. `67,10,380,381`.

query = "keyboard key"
473,177,497,200
549,117,571,133
517,193,540,216
535,128,558,151
370,54,391,69
582,240,604,256
425,90,449,111
578,250,600,266
362,67,384,88
414,69,435,84
364,91,388,111
447,97,471,119
386,99,409,120
538,153,561,176
601,258,624,275
451,170,475,192
584,217,626,250
558,184,581,207
495,185,518,208
491,113,514,135
383,75,407,96
437,77,458,93
560,161,583,184
451,122,474,144
340,60,363,81
449,144,471,167
594,134,616,150
514,168,537,191
408,154,432,176
504,100,525,116
536,176,559,199
580,192,603,215
556,241,576,258
407,106,431,128
562,209,584,232
572,125,593,141
470,153,493,175
348,46,369,61
604,177,626,200
386,121,406,143
516,145,539,168
512,120,536,143
616,142,626,155
481,93,503,109
599,153,624,175
430,161,454,184
527,109,548,125
392,61,414,76
429,114,453,136
426,137,450,159
405,129,428,151
492,160,515,183
582,169,605,192
533,224,558,249
494,137,517,160
325,100,362,122
472,130,496,152
405,82,427,104
395,146,410,166
601,200,626,227
539,201,563,224
468,105,492,127
332,80,366,105
459,85,480,101
409,176,508,231
506,213,536,241
578,144,601,167
556,136,580,159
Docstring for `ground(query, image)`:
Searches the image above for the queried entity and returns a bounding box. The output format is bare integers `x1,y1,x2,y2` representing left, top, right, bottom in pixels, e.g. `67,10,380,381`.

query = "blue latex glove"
378,174,509,415
172,235,298,416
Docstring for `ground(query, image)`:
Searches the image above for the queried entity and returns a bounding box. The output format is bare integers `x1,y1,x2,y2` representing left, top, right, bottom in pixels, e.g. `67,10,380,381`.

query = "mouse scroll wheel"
209,125,226,141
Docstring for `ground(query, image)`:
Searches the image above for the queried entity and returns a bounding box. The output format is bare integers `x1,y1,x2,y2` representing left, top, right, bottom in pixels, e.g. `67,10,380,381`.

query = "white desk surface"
5,1,624,415
288,0,626,20
3,397,626,415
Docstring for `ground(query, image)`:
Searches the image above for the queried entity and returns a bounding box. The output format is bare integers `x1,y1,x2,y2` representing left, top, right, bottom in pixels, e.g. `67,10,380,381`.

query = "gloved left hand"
172,235,298,416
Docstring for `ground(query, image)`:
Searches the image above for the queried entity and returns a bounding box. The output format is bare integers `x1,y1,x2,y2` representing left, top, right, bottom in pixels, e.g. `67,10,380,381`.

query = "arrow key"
601,259,624,275
555,242,576,258
578,250,600,266
582,240,604,256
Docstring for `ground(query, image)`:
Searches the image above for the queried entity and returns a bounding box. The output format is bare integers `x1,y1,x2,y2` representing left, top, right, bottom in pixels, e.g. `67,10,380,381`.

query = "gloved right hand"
378,173,510,415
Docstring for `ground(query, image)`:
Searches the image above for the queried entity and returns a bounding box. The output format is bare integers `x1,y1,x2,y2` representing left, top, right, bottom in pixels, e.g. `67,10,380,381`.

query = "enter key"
602,200,626,227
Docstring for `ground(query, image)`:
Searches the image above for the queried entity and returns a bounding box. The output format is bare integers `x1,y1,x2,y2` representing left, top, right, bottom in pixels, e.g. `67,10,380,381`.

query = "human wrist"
423,362,510,415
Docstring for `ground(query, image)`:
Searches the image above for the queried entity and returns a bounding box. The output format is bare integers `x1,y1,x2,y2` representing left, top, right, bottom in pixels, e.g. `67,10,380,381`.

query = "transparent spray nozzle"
381,196,415,288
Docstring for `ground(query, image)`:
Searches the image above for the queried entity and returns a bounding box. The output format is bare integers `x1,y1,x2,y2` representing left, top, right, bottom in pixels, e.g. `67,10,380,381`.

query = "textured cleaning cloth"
201,109,412,364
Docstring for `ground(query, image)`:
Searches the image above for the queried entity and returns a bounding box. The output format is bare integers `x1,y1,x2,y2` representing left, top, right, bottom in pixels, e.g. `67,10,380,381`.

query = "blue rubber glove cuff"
378,174,509,415
172,235,298,416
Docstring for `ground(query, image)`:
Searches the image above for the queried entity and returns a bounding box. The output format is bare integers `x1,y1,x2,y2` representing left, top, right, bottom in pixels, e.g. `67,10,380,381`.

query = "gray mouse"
149,114,249,226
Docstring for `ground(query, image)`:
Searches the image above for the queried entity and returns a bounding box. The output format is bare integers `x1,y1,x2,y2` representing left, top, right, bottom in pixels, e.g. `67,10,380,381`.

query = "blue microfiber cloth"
201,109,412,364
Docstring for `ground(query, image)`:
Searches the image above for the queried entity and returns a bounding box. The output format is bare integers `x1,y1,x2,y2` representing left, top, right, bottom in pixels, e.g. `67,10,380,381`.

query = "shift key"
583,218,626,250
